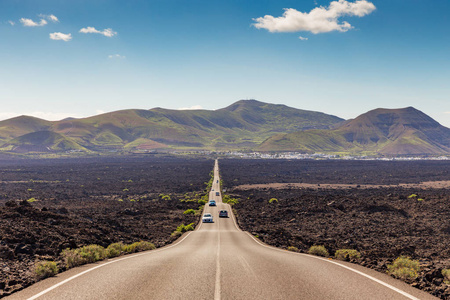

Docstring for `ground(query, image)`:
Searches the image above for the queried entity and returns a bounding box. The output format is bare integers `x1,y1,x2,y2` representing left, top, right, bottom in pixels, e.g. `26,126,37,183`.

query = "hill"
1,131,87,153
259,107,450,155
0,100,343,152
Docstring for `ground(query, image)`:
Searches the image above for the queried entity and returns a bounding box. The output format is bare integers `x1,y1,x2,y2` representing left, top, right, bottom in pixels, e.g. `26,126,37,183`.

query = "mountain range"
0,100,449,156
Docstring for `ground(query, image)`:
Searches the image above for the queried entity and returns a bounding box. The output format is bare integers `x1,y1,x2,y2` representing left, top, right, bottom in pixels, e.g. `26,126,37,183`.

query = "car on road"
202,213,213,223
209,200,216,206
215,192,220,196
219,210,228,218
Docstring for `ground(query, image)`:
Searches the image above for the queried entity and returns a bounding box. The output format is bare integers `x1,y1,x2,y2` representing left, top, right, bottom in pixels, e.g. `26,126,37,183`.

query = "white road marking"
245,232,421,300
214,216,221,300
27,231,193,300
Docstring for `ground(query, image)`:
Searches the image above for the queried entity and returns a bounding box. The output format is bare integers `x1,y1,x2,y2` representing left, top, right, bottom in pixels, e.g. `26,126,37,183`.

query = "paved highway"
7,160,437,300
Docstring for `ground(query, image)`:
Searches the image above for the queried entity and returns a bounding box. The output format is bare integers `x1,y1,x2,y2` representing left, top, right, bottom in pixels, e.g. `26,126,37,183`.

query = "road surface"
7,160,437,300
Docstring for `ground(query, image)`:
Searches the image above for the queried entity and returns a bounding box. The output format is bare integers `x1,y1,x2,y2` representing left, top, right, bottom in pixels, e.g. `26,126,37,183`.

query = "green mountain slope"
259,107,450,155
0,116,51,143
0,100,344,152
1,131,86,153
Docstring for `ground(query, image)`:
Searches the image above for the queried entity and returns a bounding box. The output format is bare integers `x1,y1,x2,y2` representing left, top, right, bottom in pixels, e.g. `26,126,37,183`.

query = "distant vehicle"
219,210,228,218
215,192,220,196
217,180,219,183
202,213,213,223
209,200,216,206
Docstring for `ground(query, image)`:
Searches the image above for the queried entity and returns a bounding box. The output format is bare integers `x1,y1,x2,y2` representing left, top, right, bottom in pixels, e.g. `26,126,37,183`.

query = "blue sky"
1,0,449,127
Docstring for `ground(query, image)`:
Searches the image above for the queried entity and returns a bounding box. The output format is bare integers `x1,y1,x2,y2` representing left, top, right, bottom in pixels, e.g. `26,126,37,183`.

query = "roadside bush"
198,199,207,205
442,269,450,285
35,260,58,279
106,242,125,258
61,245,106,268
183,209,196,215
287,246,299,252
222,195,239,206
124,241,155,253
387,256,420,280
335,249,361,261
308,245,329,257
79,245,106,263
172,223,195,236
195,205,204,216
269,198,278,204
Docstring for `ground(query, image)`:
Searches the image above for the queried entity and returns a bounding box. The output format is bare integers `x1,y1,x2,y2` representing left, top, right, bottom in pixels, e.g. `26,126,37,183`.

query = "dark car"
209,200,216,206
219,210,228,218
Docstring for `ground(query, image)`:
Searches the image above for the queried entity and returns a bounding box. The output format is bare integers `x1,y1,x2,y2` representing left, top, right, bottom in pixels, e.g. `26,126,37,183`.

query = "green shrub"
408,194,417,198
198,199,207,205
442,269,450,285
335,249,361,261
124,241,155,253
172,223,195,236
61,249,84,268
308,245,329,257
78,245,106,263
183,209,196,215
35,260,58,279
159,194,171,201
222,195,239,206
106,242,125,258
387,256,420,280
269,198,278,204
287,246,298,252
27,197,37,203
61,245,106,268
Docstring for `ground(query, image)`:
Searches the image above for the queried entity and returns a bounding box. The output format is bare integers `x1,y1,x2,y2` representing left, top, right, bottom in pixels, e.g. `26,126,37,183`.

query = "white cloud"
298,36,308,41
20,18,48,27
49,32,72,42
253,0,375,34
48,14,59,22
178,105,204,110
8,20,15,26
39,14,59,22
79,27,117,37
108,54,126,59
445,111,450,114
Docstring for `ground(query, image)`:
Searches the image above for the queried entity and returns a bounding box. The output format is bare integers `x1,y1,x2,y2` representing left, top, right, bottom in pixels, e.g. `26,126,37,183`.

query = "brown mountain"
259,107,450,155
0,100,343,153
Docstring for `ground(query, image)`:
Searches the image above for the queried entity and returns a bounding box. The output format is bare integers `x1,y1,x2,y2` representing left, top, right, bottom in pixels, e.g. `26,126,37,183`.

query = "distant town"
190,151,450,161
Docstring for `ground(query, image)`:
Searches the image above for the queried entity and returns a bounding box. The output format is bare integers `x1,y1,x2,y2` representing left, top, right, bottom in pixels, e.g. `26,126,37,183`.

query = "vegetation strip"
27,232,194,300
245,232,421,300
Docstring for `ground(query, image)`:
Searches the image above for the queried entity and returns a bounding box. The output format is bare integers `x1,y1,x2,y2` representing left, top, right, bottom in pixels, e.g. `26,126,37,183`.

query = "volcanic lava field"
0,156,213,297
220,159,450,299
0,156,449,299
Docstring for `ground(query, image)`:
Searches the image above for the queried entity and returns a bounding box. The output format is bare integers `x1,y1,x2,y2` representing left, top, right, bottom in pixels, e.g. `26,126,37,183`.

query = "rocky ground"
0,156,213,298
220,159,450,299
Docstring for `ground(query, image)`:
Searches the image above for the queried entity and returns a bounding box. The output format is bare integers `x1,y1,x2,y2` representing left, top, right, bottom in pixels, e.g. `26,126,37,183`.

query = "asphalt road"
7,160,437,300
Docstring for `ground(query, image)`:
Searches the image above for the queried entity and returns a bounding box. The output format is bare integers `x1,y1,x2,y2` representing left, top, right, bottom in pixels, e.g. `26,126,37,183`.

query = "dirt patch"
220,159,450,299
234,180,450,190
0,156,213,298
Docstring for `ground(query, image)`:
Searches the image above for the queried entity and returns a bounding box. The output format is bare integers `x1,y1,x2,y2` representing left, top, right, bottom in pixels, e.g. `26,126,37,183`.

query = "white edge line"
29,159,218,299
244,232,421,300
214,209,221,300
27,231,193,300
221,159,421,300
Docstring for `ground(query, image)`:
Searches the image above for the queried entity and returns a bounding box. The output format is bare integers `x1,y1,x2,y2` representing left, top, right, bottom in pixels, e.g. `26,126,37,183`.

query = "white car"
202,213,213,223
